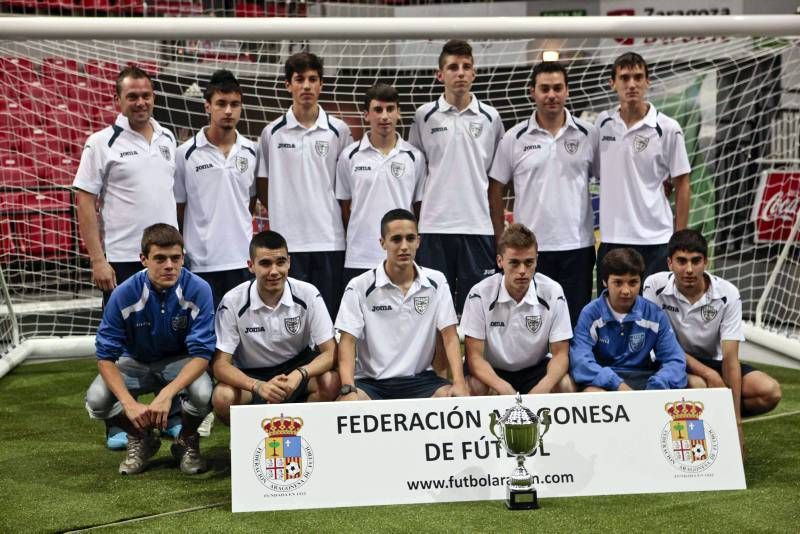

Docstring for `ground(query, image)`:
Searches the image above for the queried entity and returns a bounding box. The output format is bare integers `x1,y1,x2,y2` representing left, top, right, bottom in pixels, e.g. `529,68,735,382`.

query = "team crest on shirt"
701,305,718,322
525,315,542,334
284,316,301,335
390,161,405,178
413,296,429,315
633,135,649,153
628,332,645,352
468,122,483,138
564,138,580,154
236,155,248,172
159,145,171,161
171,315,187,332
315,140,329,157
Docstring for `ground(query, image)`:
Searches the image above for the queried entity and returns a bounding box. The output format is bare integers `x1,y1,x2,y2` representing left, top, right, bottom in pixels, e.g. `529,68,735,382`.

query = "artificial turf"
0,358,798,533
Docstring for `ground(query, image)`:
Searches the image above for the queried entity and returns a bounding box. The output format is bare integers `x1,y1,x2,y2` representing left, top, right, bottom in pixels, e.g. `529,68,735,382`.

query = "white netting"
0,17,799,360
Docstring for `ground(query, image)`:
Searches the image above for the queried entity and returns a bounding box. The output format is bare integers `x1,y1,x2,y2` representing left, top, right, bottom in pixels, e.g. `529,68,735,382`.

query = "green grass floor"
1,358,799,533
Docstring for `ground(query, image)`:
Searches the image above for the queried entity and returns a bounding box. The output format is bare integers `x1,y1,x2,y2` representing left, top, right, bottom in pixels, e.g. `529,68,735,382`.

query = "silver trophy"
489,393,551,510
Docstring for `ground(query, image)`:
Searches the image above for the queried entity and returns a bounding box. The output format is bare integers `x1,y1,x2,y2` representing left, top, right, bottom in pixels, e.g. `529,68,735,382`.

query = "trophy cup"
489,393,551,510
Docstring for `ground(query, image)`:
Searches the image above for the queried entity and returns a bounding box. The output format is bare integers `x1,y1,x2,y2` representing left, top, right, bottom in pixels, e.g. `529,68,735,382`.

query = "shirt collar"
599,290,645,322
374,261,432,291
286,105,330,131
194,126,244,151
249,280,295,312
115,113,164,137
529,108,580,136
612,102,658,130
358,132,403,155
437,93,480,115
666,272,724,304
496,277,539,307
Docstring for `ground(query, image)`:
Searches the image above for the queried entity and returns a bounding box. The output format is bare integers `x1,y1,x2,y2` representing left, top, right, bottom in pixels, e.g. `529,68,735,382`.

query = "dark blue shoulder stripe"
348,145,359,159
572,120,588,136
537,296,550,310
516,120,530,139
428,277,438,290
365,269,378,298
655,286,667,296
271,115,288,135
326,115,340,138
242,146,256,157
288,281,307,310
238,280,255,317
600,117,613,128
655,123,663,137
184,134,198,160
107,125,123,148
161,130,175,143
423,100,439,123
488,284,501,311
401,150,415,162
477,103,493,122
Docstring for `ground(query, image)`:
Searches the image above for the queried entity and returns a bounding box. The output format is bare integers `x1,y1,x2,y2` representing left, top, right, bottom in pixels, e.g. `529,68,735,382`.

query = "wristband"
297,366,309,381
251,380,262,395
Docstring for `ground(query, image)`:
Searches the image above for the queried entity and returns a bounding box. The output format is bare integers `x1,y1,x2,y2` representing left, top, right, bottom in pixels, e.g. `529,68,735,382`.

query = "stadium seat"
38,154,80,187
0,129,22,152
0,218,14,260
48,110,90,131
16,211,75,259
42,57,82,84
0,57,39,84
235,1,266,17
151,0,203,16
84,59,119,82
0,153,38,188
80,0,112,13
111,0,146,15
127,60,159,77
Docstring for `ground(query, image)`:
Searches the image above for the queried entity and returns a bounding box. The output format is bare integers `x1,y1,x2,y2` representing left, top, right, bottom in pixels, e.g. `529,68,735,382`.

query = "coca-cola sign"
752,171,800,243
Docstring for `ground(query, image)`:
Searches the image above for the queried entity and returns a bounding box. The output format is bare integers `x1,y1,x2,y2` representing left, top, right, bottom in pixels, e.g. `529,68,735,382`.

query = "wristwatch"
339,384,357,396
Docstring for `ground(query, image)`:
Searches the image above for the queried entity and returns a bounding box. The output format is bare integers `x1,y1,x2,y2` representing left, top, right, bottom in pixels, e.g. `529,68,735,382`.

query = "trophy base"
505,487,539,510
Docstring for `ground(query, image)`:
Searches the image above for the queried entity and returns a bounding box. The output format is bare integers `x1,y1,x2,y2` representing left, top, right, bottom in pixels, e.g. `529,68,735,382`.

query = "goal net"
1,13,799,373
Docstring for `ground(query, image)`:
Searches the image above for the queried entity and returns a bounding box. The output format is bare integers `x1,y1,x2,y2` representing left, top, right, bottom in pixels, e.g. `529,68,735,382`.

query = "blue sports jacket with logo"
95,268,215,363
570,291,687,390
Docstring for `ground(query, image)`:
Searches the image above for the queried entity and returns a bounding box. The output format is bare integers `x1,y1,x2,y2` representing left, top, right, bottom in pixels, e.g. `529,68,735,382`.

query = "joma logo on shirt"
662,304,679,312
431,127,448,134
195,163,213,172
489,321,506,327
523,144,542,152
601,136,616,142
371,305,393,312
277,143,296,149
354,166,372,172
244,326,266,333
119,151,139,157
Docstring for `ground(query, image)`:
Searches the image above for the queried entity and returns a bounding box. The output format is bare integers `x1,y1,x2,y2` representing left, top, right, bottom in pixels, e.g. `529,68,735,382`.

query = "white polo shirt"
73,114,178,262
335,262,457,379
460,273,572,371
643,271,744,361
335,134,425,269
215,277,334,370
256,106,352,252
489,109,596,252
409,94,504,236
174,127,257,273
595,103,691,245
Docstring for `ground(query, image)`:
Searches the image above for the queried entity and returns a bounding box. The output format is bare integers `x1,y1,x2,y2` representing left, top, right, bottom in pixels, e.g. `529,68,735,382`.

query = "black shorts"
289,250,345,320
104,261,144,307
464,358,550,394
356,371,451,400
691,356,757,377
239,348,317,404
536,246,595,328
596,242,668,296
193,268,253,309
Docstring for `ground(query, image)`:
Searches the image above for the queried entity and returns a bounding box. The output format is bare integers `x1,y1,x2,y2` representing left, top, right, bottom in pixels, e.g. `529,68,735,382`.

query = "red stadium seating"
3,189,74,259
85,59,119,82
42,57,81,83
0,153,38,188
0,58,39,84
38,154,80,187
236,2,266,17
127,60,159,77
0,218,14,260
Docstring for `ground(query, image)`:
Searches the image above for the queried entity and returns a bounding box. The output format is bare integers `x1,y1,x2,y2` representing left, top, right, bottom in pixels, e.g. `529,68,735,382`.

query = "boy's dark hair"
204,69,242,101
498,223,538,255
438,39,473,69
601,248,645,282
285,52,324,82
363,83,399,111
531,62,569,88
380,209,417,238
249,231,288,258
610,52,649,81
115,65,152,96
141,224,183,256
668,229,708,258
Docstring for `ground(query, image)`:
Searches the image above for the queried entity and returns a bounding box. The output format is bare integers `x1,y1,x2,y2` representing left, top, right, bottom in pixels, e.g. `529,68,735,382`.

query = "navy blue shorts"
104,261,144,307
356,370,451,400
194,268,253,309
596,242,668,296
536,246,595,328
416,233,495,315
343,267,370,289
239,348,317,404
289,250,345,320
692,356,757,377
464,358,550,394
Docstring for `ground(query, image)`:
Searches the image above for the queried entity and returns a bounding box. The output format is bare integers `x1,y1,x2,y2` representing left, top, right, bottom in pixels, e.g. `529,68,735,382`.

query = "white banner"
230,389,745,512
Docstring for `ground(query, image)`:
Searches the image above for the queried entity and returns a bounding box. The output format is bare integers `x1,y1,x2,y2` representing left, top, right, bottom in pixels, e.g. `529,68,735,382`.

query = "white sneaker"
198,412,214,437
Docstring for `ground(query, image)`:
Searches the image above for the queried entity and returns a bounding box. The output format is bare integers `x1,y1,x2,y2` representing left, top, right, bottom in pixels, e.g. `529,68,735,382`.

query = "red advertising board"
752,171,800,243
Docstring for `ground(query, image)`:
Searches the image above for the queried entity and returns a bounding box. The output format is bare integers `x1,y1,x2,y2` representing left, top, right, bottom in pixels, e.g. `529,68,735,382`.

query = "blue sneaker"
107,429,128,450
162,423,182,439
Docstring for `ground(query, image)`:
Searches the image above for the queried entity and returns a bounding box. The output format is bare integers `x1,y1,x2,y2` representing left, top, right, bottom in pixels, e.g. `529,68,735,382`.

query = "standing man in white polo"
461,224,574,395
175,69,257,308
336,209,469,401
211,231,339,424
595,52,691,289
336,83,425,283
257,52,353,319
409,39,505,315
489,62,596,326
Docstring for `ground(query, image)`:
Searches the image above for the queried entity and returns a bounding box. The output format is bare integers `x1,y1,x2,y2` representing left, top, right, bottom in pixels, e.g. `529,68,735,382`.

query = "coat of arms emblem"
701,305,718,322
633,135,649,153
315,140,329,157
159,145,171,161
390,161,405,178
236,155,248,172
526,315,542,334
414,296,429,315
468,122,483,138
284,316,301,335
564,138,579,154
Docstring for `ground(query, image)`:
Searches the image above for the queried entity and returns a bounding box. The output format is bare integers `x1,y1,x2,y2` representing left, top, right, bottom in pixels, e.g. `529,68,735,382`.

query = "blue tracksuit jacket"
570,291,687,390
95,268,215,362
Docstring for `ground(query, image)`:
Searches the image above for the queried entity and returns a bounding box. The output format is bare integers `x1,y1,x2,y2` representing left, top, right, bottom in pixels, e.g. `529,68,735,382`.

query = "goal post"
1,15,799,378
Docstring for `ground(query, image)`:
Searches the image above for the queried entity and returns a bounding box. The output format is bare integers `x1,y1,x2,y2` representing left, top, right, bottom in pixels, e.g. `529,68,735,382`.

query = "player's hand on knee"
496,382,516,396
263,376,289,403
338,391,359,402
705,372,726,388
450,382,470,397
149,394,172,430
283,370,304,395
92,260,117,292
124,400,152,431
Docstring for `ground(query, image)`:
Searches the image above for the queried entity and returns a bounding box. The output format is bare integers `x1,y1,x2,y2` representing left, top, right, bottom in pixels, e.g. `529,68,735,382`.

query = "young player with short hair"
461,224,575,395
84,224,215,475
336,83,425,283
489,62,596,326
570,248,687,391
257,52,353,319
409,39,505,315
211,231,339,424
335,209,469,400
595,52,692,289
175,69,257,308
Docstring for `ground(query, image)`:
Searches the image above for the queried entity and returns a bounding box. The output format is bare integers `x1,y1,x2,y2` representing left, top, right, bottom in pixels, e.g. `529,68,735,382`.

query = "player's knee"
212,383,237,413
85,374,116,418
687,374,707,389
313,371,340,402
555,374,577,393
467,376,489,396
761,378,782,410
